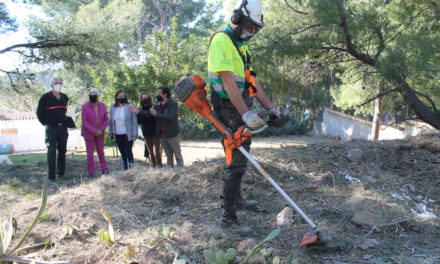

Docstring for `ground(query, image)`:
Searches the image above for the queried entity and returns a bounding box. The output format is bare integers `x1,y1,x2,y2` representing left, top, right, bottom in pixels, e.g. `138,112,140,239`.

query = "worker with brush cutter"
208,0,286,236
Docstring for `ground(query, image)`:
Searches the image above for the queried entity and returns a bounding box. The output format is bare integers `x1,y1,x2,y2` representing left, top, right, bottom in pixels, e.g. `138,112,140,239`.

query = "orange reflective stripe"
225,148,233,165
245,69,257,97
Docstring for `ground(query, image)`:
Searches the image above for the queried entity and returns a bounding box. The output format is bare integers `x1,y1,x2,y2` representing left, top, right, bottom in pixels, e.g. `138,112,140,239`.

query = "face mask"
89,94,98,103
117,97,127,104
53,84,62,92
156,95,163,102
142,99,150,106
240,30,255,41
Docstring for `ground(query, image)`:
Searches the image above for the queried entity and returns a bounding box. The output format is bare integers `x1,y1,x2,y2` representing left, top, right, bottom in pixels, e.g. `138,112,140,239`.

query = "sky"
0,0,47,72
0,0,231,73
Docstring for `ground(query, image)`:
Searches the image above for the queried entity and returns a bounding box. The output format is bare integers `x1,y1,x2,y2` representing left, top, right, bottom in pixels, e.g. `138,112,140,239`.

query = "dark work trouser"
115,134,134,170
217,104,251,219
45,126,69,179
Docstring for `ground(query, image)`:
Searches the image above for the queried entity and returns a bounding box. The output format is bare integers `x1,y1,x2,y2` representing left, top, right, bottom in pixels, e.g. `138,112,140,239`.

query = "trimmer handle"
243,125,268,135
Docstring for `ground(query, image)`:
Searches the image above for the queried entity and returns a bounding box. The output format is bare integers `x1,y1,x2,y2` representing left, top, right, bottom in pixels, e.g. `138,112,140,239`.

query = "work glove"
242,111,266,128
267,106,281,118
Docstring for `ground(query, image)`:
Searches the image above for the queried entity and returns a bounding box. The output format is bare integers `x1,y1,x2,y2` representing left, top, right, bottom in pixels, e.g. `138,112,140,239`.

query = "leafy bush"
179,112,310,140
179,112,221,140
256,117,310,137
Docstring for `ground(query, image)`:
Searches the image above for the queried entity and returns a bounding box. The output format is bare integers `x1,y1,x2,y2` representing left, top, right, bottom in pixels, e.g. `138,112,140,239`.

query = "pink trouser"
84,136,108,174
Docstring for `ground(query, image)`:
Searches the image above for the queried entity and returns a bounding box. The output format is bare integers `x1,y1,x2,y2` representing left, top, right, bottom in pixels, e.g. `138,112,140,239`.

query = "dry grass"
1,135,440,263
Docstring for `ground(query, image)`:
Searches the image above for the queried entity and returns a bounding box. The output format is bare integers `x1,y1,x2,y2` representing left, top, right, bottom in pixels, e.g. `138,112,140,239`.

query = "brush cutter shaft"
237,146,317,229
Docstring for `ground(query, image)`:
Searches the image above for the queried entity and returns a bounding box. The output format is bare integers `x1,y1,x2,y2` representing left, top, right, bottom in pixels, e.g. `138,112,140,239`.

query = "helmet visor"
243,20,262,35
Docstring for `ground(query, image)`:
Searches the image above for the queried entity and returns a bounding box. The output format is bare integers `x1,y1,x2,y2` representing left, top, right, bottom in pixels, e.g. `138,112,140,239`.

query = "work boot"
221,217,253,237
237,198,259,211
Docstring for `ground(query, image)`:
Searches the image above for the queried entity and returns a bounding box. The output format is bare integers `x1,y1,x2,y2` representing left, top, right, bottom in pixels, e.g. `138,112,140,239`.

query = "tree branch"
334,0,377,66
284,0,309,15
348,9,385,58
413,90,439,114
355,87,400,108
0,40,77,55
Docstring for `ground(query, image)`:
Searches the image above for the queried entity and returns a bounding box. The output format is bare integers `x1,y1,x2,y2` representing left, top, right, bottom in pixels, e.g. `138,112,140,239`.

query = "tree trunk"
370,80,384,140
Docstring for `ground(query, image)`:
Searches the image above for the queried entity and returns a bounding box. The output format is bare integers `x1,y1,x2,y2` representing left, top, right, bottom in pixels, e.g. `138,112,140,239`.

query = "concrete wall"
0,119,84,152
312,108,435,140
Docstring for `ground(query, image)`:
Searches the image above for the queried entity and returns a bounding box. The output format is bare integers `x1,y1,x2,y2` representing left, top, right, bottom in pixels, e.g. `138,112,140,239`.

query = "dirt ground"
0,134,439,264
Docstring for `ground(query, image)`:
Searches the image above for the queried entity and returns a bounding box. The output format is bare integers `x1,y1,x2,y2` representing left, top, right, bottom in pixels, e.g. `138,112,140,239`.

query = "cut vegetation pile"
1,135,439,263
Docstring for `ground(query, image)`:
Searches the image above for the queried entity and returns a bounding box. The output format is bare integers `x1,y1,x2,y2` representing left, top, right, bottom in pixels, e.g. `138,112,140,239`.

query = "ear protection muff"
231,0,248,25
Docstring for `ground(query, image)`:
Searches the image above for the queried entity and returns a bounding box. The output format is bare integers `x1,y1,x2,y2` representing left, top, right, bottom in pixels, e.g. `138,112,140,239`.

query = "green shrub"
179,113,221,140
256,117,310,137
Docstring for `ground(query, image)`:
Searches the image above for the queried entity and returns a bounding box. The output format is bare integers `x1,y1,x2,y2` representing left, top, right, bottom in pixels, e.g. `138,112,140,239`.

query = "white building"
0,106,84,153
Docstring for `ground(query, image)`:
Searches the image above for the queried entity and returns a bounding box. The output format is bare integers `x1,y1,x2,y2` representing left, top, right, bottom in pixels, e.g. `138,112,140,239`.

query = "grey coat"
109,104,138,140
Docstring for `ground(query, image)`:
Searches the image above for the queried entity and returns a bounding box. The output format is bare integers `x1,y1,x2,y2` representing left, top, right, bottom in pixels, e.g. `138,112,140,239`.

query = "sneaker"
101,170,110,175
237,198,259,211
221,217,253,237
86,173,95,179
48,178,56,183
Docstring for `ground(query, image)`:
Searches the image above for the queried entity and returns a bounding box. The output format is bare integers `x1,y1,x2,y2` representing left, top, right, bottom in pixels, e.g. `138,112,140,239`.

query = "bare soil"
0,134,439,264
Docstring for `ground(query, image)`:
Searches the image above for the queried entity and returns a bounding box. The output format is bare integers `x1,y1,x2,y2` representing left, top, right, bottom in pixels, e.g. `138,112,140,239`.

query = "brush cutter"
173,75,331,247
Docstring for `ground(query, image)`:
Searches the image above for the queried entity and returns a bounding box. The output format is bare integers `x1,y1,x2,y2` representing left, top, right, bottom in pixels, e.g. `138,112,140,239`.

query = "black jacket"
154,98,180,138
36,92,68,126
138,106,158,138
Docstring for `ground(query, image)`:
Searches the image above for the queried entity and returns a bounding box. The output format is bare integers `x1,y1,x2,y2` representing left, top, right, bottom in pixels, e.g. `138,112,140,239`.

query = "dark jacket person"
149,86,183,167
129,92,162,167
36,77,69,182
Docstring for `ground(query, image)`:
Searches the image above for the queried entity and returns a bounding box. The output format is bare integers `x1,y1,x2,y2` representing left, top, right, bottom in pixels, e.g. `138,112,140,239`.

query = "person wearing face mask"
208,0,283,236
128,92,162,168
148,87,183,168
108,90,138,170
81,88,109,178
36,77,69,182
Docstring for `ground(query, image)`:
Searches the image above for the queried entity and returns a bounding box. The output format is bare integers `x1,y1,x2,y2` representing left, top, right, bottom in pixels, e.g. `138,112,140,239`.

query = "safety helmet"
231,0,265,28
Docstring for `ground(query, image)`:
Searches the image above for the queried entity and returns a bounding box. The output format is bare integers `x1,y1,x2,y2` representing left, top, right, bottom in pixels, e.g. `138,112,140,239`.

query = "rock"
350,209,384,226
415,195,425,202
357,238,380,249
363,254,373,260
363,176,377,184
0,155,13,165
277,207,294,226
237,238,257,253
346,148,363,163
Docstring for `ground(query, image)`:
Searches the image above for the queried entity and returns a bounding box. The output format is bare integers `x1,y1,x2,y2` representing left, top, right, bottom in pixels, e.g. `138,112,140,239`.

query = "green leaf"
108,223,116,242
98,229,112,246
263,229,280,242
124,245,138,262
273,256,281,264
240,229,280,264
224,248,236,261
203,249,216,264
0,219,15,254
173,259,187,264
162,225,171,237
147,237,163,249
100,209,112,224
215,251,227,264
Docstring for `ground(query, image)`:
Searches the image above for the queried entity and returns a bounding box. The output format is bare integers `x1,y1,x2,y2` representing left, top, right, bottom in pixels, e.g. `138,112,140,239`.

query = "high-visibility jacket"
208,25,256,100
